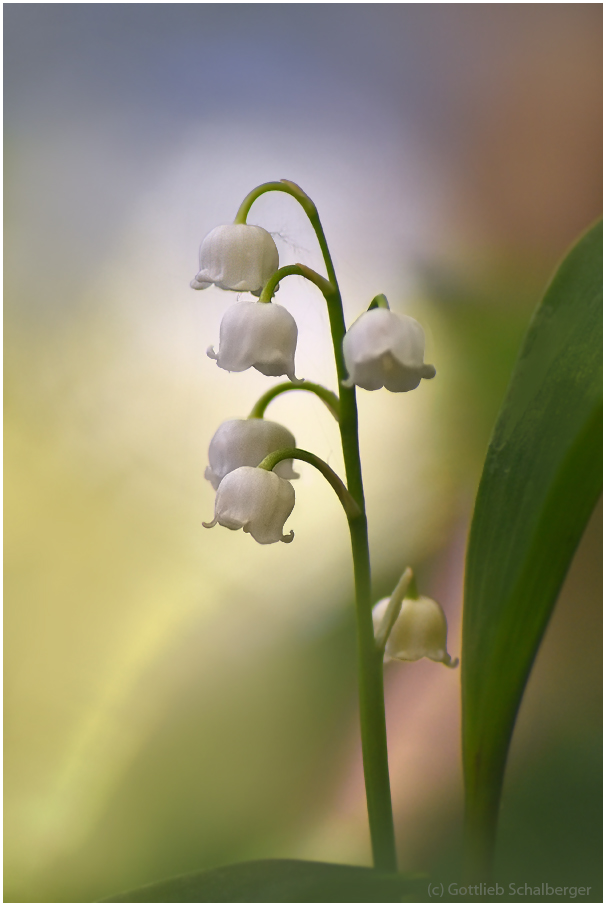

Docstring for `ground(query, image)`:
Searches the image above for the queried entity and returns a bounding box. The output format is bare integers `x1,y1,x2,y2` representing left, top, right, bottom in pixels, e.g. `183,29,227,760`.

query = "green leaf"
461,221,603,874
103,858,426,903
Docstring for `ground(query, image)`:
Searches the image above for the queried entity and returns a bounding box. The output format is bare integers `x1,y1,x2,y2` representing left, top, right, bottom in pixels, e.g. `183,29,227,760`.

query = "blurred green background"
4,5,602,903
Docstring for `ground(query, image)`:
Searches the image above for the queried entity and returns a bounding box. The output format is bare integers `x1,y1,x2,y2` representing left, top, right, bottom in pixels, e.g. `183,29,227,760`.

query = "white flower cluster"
193,196,454,668
193,223,435,394
205,419,298,490
202,417,298,545
194,218,436,546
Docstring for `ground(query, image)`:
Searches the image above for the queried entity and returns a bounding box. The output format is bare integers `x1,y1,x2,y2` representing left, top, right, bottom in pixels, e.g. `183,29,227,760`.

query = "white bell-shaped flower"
205,418,299,490
203,466,295,544
372,594,457,667
342,308,436,392
191,223,279,295
207,301,301,382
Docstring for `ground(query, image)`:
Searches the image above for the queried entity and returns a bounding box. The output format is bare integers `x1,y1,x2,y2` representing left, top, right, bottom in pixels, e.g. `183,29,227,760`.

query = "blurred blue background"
5,5,602,902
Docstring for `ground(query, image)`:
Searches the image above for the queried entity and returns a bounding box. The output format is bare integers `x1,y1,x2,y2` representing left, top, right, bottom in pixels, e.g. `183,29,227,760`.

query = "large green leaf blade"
461,221,602,873
103,858,425,903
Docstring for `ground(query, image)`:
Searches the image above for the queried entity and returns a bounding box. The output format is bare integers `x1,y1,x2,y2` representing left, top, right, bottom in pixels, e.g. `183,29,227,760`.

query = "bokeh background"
4,5,602,903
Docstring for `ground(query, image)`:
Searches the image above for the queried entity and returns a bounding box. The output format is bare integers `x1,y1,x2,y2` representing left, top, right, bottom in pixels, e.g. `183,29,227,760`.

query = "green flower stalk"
193,179,439,874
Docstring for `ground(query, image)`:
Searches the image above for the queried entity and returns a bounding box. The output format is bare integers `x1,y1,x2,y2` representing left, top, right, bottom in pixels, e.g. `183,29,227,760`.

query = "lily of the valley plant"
195,180,455,872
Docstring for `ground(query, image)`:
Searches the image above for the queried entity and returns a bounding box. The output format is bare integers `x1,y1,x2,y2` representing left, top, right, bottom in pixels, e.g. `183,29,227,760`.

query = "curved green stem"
248,382,340,421
234,179,318,226
238,180,397,873
258,448,360,520
258,263,333,304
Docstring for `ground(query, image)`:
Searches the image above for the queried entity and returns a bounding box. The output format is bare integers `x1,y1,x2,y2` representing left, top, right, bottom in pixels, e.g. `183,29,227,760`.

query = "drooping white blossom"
203,466,295,544
190,223,279,295
342,308,436,392
207,301,301,382
205,418,299,490
372,594,457,667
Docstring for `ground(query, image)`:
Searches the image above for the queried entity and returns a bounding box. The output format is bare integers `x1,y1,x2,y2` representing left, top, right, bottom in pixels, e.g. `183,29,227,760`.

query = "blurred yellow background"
4,6,602,902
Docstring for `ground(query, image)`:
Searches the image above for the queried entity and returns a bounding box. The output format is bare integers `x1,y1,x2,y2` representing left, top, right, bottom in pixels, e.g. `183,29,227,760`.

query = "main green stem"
238,181,397,872
347,515,397,871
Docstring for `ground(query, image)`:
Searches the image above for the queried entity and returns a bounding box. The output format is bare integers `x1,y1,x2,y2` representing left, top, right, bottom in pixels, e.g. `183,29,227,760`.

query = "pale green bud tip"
372,595,458,668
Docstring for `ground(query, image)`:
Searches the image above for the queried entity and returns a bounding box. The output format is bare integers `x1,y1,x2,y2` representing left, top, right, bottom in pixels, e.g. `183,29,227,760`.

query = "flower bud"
205,418,299,490
191,223,279,295
372,594,457,667
207,301,301,382
203,466,295,544
342,308,436,392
